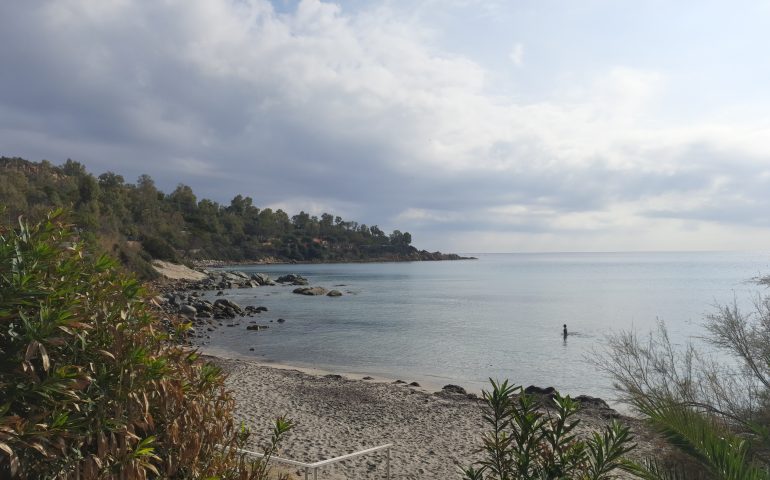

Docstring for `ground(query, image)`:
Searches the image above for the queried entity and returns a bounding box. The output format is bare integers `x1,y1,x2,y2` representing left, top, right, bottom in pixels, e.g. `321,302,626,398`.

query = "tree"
169,184,197,216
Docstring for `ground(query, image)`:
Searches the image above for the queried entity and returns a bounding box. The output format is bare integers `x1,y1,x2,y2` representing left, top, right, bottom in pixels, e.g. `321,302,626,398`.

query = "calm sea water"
201,252,770,400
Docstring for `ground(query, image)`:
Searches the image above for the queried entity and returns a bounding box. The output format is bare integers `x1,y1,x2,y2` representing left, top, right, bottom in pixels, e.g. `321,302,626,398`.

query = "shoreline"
198,345,449,395
192,256,478,268
208,352,663,480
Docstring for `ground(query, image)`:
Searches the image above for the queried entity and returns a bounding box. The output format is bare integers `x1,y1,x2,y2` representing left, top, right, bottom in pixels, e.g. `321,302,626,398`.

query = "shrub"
141,235,178,262
0,211,290,479
463,380,636,480
597,304,770,479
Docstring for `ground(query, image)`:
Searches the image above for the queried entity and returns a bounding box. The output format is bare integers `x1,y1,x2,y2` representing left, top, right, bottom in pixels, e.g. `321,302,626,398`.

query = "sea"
200,252,770,402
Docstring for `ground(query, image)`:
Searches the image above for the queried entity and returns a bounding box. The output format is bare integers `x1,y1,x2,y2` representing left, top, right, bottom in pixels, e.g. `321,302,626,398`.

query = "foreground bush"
463,380,636,480
0,211,289,479
598,307,770,479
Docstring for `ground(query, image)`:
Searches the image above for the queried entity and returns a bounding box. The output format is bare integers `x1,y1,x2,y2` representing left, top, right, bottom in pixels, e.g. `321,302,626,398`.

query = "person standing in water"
563,324,568,338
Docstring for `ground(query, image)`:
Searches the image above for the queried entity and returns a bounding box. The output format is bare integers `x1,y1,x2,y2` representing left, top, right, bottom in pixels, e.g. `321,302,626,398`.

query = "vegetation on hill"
0,157,465,278
0,211,290,478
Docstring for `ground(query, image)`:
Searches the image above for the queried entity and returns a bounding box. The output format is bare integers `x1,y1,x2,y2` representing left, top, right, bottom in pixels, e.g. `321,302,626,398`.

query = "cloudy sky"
2,0,770,252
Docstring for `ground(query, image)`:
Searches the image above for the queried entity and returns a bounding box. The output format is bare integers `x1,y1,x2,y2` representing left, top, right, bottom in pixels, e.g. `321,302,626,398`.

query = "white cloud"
2,0,770,251
508,42,524,66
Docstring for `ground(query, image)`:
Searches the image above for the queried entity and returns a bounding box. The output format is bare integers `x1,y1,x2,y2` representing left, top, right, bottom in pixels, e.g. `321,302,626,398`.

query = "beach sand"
213,356,663,480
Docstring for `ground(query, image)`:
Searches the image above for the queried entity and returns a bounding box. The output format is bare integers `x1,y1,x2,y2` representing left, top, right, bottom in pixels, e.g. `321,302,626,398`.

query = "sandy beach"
212,356,663,480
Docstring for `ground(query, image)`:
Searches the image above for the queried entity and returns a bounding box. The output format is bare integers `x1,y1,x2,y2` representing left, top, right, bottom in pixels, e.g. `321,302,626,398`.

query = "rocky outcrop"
292,286,328,296
277,274,309,285
152,260,208,281
326,290,343,297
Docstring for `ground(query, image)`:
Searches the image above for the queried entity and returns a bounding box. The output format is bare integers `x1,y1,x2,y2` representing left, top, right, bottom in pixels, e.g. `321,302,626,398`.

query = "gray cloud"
2,1,770,251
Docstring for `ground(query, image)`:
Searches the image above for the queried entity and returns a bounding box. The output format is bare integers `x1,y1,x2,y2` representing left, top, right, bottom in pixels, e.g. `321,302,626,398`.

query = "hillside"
0,157,469,278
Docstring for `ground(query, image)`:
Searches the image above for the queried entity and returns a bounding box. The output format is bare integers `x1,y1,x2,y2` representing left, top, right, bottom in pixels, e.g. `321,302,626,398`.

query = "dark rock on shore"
442,384,467,395
327,290,342,297
293,286,328,296
574,395,611,410
524,385,557,399
277,274,309,285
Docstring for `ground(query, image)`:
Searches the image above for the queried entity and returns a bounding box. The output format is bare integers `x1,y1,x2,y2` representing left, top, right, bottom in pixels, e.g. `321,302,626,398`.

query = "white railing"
232,443,393,480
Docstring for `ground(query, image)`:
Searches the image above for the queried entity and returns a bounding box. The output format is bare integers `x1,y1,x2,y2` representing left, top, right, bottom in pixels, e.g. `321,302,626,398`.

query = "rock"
524,385,557,399
249,347,255,351
409,382,421,387
251,273,274,285
327,290,342,297
214,298,243,313
277,318,285,323
362,376,374,380
574,395,611,410
277,274,309,285
167,294,182,305
442,384,467,395
194,301,213,313
224,271,249,281
292,287,328,296
324,374,343,380
246,325,261,331
393,380,406,384
256,306,268,312
179,304,197,317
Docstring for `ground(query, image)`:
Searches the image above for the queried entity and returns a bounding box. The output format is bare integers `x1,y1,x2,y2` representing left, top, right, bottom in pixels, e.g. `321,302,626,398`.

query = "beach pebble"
409,382,421,387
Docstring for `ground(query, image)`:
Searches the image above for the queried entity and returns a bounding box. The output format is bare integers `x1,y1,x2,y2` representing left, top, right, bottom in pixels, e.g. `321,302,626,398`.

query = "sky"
2,0,770,252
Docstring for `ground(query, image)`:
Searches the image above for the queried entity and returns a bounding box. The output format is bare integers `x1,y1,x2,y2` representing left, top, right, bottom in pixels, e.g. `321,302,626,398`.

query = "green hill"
0,157,466,277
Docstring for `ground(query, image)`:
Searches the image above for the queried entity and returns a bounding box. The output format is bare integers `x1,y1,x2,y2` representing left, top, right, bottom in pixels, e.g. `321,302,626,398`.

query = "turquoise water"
203,252,770,400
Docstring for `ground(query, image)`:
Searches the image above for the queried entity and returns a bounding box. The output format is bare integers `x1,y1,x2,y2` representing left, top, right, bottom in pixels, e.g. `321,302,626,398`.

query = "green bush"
463,380,637,480
141,235,178,262
0,211,290,479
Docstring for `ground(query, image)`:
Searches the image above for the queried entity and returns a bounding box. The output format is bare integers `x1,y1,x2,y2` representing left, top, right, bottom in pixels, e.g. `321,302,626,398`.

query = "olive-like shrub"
0,211,290,479
463,380,636,480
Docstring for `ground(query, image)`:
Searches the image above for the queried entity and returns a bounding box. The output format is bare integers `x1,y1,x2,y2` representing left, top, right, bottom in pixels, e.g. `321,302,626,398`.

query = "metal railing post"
304,467,309,480
386,447,391,480
313,467,318,480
